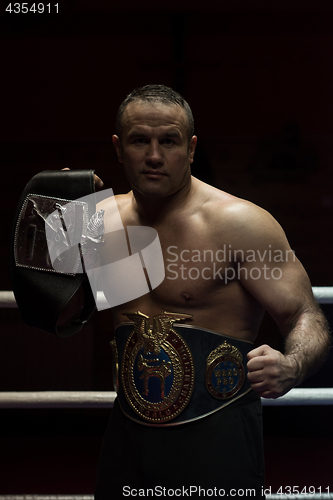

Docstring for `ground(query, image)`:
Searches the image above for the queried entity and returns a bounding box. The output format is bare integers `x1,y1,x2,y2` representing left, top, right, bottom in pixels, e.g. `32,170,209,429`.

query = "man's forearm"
284,303,331,387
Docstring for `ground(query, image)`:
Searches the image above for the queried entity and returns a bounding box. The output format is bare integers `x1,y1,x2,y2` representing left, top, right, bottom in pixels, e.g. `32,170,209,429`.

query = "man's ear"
189,136,197,164
112,135,123,163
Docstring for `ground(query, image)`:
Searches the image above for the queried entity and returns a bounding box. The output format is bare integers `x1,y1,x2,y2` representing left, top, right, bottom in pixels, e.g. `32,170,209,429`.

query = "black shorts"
95,390,265,499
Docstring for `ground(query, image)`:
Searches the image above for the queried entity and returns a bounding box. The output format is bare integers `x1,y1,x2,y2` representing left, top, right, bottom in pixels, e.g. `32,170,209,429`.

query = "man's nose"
146,141,163,165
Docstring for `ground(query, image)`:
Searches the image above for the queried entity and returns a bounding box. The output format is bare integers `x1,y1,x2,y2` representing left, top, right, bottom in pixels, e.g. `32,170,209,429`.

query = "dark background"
1,0,333,494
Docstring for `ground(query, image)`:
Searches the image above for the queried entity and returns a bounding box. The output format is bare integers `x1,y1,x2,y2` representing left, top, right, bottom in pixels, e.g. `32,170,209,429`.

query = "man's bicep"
228,204,314,333
239,252,314,335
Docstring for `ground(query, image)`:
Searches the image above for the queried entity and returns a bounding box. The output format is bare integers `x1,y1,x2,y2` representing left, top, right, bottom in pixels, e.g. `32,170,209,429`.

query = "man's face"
112,101,197,200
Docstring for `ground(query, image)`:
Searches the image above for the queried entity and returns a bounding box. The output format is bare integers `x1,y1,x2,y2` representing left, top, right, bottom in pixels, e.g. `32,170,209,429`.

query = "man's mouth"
142,171,167,178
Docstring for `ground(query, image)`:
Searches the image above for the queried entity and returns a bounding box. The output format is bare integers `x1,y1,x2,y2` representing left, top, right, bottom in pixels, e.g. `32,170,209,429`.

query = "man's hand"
247,344,299,399
62,168,104,189
94,174,104,189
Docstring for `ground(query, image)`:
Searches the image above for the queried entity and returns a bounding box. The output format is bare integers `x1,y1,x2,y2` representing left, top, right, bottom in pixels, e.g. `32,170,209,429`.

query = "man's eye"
133,138,148,144
162,138,175,145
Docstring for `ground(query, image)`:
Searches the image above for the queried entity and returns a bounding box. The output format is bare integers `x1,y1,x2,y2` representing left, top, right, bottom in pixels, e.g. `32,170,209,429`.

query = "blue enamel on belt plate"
205,341,245,399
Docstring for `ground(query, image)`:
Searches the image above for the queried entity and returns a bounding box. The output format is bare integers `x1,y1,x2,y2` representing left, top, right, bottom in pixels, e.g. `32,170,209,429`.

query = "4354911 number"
5,3,59,13
276,486,330,495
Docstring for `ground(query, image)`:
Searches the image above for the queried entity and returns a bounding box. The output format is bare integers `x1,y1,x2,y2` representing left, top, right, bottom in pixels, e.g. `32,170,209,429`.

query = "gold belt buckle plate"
121,311,195,424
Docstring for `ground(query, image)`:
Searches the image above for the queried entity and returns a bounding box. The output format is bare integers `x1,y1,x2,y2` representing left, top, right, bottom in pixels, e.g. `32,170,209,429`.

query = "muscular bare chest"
153,224,232,306
102,198,264,339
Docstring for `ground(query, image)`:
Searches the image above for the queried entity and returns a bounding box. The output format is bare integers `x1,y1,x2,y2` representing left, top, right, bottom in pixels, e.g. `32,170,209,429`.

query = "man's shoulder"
195,178,284,241
195,178,266,222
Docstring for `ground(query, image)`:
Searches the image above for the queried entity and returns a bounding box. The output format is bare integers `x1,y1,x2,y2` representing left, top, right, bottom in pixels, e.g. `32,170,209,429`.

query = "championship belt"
113,311,254,426
10,170,97,336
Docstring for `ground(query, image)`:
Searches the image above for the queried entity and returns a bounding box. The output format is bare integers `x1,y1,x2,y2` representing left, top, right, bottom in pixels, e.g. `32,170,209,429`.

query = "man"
83,85,331,497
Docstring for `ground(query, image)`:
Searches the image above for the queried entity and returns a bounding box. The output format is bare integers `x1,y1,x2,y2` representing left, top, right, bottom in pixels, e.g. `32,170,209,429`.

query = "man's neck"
131,176,196,224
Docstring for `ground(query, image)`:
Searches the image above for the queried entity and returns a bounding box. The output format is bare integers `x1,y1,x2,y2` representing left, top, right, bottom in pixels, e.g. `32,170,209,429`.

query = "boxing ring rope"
0,388,333,408
0,291,17,308
1,287,333,308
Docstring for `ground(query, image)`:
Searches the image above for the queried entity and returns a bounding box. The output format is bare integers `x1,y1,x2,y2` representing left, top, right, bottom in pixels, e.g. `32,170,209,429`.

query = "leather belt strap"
10,170,96,337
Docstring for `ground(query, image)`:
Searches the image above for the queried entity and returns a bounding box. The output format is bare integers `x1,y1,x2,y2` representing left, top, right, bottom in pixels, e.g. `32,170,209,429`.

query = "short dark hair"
116,84,195,140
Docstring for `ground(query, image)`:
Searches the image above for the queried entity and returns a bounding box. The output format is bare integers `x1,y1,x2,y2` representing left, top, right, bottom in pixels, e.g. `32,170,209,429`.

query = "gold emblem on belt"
121,311,195,423
205,341,245,399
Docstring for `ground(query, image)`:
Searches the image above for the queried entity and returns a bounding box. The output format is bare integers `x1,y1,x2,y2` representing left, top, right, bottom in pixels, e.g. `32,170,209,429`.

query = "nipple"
181,292,194,302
